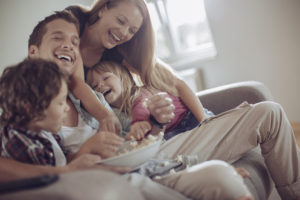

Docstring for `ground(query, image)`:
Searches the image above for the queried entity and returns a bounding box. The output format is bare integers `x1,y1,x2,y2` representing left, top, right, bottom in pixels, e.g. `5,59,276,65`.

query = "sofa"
0,81,279,200
197,80,278,200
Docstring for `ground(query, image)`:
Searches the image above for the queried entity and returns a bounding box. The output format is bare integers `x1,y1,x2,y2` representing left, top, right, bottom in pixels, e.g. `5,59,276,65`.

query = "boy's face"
89,71,123,108
31,80,69,133
28,19,80,77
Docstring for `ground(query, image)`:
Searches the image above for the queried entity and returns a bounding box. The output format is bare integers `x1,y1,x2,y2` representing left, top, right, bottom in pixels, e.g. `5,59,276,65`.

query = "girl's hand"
126,121,151,140
78,131,124,159
147,92,175,124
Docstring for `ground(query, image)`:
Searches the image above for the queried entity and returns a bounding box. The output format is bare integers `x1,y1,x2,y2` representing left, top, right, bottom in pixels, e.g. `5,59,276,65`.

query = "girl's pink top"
131,91,188,132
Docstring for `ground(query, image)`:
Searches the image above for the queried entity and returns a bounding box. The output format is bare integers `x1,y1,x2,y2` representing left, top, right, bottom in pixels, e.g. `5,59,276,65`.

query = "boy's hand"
147,92,175,124
78,131,124,159
126,121,151,141
67,154,101,171
98,112,121,134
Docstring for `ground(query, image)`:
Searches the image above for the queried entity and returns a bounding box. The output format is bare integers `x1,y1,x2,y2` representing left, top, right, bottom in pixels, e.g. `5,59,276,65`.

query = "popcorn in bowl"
99,132,164,168
117,132,164,155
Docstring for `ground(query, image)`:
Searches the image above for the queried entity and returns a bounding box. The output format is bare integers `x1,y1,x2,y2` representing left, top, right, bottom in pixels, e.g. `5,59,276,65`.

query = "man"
0,10,125,181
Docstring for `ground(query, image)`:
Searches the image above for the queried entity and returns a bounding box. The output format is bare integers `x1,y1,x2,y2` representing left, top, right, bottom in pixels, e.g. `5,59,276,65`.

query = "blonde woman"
66,0,194,133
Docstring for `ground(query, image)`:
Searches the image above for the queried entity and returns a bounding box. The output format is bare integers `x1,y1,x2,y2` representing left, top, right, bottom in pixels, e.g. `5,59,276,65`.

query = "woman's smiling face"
94,1,143,49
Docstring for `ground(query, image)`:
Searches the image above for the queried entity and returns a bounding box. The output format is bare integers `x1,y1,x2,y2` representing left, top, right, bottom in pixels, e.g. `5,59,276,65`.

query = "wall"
0,0,299,122
201,0,300,122
0,0,93,68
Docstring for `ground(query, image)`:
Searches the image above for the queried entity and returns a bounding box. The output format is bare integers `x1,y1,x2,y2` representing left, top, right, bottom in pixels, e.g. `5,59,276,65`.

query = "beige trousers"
155,101,300,200
153,160,251,200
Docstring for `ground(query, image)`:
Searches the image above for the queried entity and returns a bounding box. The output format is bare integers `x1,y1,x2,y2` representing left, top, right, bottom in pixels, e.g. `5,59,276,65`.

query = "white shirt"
59,114,97,155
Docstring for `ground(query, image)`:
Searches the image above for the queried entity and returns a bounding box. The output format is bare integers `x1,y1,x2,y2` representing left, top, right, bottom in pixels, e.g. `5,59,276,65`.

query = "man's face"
29,19,80,76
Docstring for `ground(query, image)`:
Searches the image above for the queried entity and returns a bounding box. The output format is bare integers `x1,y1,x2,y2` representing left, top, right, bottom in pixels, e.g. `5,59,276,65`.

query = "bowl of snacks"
99,132,163,168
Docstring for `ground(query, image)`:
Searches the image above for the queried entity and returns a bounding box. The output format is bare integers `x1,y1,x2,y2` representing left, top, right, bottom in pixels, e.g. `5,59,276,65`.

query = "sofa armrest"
196,81,274,114
196,81,276,199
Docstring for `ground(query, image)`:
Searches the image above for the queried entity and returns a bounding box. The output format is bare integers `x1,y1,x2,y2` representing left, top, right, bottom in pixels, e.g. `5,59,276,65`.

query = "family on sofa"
0,0,299,199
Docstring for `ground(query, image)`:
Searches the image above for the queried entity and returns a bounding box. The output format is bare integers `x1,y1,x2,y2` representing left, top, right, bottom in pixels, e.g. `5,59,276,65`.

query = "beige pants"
153,160,251,200
125,160,251,200
155,101,300,200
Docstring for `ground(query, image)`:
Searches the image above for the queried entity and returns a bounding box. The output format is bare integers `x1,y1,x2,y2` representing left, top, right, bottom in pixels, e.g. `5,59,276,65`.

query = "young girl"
0,58,101,167
86,61,212,140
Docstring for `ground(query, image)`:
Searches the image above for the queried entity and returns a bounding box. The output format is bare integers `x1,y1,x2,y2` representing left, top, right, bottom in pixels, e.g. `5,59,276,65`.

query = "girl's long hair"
87,61,142,116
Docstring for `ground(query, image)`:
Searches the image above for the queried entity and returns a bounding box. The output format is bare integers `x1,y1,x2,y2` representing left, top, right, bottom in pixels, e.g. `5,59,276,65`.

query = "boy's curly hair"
0,58,67,127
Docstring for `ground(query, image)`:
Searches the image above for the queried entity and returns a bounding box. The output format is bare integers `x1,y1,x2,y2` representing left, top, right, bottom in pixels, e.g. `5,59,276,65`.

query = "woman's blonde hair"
86,61,141,116
82,0,178,96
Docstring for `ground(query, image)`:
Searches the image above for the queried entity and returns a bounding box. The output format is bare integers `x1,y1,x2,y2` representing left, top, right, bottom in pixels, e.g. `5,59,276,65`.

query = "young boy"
0,59,69,166
0,58,105,168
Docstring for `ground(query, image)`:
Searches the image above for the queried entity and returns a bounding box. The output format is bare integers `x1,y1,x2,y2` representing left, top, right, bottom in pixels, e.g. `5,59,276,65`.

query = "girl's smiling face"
90,71,123,108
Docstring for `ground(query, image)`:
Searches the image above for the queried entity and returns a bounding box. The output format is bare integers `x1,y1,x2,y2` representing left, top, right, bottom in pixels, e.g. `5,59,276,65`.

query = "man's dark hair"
28,10,79,48
0,58,67,127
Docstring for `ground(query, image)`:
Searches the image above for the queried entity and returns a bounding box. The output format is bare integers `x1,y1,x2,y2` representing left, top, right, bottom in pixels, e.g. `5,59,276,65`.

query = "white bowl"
99,136,162,168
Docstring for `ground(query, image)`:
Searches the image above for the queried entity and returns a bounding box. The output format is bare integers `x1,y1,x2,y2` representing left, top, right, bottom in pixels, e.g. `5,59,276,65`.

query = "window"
146,0,217,70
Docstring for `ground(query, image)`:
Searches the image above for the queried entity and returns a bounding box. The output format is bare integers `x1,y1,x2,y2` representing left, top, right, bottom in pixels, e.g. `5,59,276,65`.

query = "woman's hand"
77,131,124,159
146,92,175,124
126,121,151,140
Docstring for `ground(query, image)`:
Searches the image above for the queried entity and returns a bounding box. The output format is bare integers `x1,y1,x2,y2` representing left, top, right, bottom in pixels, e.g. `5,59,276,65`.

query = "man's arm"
0,157,67,182
70,56,121,134
0,154,129,183
71,77,120,131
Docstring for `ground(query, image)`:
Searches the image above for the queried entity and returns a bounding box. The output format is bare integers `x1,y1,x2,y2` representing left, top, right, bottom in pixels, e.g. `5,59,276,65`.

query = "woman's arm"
149,59,205,123
174,77,206,123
